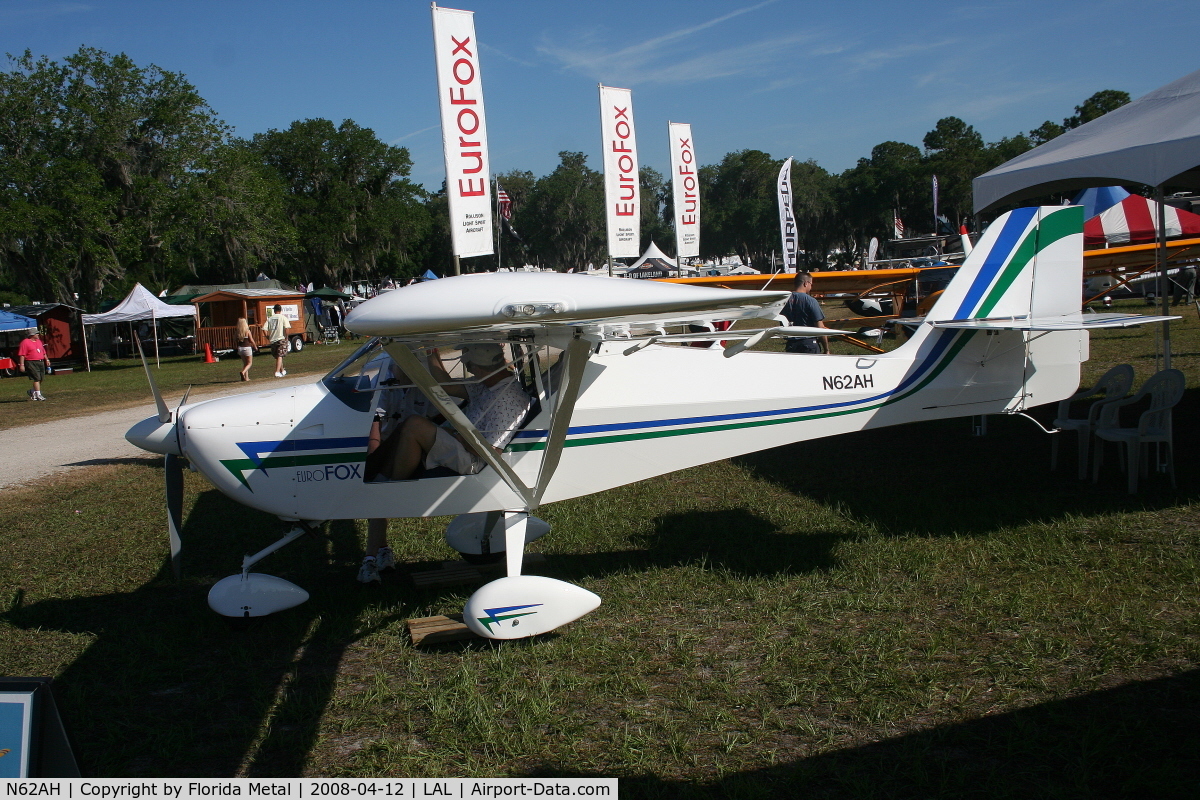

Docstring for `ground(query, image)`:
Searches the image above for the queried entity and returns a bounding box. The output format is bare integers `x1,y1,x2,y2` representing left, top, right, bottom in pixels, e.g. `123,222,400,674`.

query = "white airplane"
126,206,1175,638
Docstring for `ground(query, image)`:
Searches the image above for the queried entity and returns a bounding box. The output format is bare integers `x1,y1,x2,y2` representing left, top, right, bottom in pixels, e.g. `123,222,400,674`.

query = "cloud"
842,39,960,75
946,82,1067,121
481,42,538,69
537,0,816,86
0,2,91,22
391,124,440,145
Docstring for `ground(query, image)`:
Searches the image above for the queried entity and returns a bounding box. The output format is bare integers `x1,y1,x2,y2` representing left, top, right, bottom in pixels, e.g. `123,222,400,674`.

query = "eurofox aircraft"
126,206,1175,638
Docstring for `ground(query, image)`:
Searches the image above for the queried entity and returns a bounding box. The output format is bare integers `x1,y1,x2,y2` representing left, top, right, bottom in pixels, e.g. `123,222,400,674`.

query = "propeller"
135,337,171,422
164,388,193,580
165,453,184,579
134,339,193,580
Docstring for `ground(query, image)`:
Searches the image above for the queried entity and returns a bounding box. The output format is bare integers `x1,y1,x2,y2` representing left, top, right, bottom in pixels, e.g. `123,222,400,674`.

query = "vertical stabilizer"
922,205,1083,324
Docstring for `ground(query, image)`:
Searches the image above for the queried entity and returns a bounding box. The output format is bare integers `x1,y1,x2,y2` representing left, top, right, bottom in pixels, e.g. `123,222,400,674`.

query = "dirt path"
0,378,314,490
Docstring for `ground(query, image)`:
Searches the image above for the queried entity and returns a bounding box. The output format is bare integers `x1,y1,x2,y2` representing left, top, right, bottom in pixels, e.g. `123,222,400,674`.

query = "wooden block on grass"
407,614,479,645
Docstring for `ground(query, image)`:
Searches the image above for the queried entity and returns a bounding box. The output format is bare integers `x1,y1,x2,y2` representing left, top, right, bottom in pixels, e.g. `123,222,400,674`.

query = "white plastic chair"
1092,369,1186,493
1051,364,1135,480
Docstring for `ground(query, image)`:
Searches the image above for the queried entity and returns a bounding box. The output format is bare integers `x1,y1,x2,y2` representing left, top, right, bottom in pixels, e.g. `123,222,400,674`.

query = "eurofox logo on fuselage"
220,437,368,490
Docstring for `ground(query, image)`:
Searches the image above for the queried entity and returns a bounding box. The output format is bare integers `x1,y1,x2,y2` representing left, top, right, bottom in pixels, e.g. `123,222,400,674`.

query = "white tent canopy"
974,68,1200,214
628,241,678,270
83,283,197,325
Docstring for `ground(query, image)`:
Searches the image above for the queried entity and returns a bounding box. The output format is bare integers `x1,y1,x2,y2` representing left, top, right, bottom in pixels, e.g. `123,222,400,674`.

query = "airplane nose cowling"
126,415,181,455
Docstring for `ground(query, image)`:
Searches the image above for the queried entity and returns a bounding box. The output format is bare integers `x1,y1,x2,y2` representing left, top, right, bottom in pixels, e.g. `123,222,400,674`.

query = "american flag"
894,213,904,239
496,182,513,220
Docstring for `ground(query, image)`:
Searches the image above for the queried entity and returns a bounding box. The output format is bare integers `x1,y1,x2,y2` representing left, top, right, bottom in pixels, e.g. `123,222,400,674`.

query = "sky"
1,0,1196,191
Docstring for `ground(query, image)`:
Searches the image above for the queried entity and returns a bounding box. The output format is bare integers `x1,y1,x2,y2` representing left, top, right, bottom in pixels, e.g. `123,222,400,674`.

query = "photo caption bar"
1,779,617,798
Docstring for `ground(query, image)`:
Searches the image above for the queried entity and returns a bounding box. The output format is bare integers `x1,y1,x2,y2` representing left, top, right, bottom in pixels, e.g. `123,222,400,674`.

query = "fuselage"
143,324,1082,522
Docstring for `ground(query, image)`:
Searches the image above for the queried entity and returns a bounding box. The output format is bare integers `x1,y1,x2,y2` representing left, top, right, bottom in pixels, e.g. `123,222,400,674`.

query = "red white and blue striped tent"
1084,193,1200,248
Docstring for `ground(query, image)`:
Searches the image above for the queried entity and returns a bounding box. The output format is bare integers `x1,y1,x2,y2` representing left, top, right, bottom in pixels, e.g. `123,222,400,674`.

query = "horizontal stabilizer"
929,313,1180,331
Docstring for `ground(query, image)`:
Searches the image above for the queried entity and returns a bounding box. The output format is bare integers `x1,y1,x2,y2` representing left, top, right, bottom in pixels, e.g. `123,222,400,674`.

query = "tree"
0,47,233,306
1064,90,1130,129
922,117,987,229
700,149,783,270
175,140,296,285
251,118,430,286
836,141,924,253
639,165,673,255
516,152,606,270
493,169,535,269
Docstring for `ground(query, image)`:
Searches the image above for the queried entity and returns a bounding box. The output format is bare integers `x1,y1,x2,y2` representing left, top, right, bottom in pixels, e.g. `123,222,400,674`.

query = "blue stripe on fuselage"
512,329,962,440
237,436,370,465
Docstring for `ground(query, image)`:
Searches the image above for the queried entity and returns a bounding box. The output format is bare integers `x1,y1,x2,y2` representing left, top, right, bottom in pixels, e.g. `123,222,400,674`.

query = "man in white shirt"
265,304,291,377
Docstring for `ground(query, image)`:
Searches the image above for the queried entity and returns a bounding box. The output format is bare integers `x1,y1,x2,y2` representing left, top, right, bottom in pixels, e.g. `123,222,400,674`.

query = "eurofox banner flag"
599,85,640,258
432,4,493,257
777,157,797,273
669,122,699,259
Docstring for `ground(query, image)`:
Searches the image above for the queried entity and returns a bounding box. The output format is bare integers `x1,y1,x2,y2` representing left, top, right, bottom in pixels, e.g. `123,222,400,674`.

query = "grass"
0,339,361,430
1,300,1199,794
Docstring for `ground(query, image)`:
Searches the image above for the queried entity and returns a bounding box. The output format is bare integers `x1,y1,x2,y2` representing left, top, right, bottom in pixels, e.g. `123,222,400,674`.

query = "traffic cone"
203,343,217,363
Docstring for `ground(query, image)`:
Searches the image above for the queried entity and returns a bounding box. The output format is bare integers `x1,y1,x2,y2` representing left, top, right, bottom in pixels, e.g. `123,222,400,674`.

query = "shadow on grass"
598,669,1200,799
734,388,1200,537
545,507,847,582
2,484,410,777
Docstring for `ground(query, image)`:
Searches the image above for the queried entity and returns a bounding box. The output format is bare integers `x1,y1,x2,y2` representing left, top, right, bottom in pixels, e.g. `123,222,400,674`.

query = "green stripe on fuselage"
221,451,366,489
508,330,977,453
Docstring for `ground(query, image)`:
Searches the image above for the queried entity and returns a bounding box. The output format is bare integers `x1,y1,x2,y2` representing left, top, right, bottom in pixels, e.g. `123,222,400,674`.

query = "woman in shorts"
235,317,255,381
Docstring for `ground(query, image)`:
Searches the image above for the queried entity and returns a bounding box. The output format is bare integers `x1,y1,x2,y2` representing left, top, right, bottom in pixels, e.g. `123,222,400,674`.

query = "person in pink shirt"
17,328,51,400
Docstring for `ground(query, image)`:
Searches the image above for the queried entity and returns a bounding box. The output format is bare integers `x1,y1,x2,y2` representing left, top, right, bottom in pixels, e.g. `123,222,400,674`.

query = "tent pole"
80,314,91,372
1156,185,1171,370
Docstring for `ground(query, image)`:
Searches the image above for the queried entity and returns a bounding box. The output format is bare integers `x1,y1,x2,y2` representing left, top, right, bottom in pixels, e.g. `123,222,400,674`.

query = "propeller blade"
176,385,192,414
136,338,172,423
165,452,184,580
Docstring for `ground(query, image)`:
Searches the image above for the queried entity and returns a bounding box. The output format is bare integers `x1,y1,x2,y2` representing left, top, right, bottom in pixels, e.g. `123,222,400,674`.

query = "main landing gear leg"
207,521,322,619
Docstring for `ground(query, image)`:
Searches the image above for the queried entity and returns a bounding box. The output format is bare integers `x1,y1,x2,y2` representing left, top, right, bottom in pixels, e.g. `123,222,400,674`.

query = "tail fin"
922,205,1084,326
886,206,1086,416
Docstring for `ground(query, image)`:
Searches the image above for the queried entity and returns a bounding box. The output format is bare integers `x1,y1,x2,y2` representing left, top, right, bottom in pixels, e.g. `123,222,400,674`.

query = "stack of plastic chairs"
1051,364,1135,480
1092,369,1186,493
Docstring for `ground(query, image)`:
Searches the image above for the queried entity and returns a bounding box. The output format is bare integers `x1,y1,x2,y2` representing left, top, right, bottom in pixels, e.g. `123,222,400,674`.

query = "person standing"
265,305,290,378
17,328,51,400
235,316,255,381
781,271,830,353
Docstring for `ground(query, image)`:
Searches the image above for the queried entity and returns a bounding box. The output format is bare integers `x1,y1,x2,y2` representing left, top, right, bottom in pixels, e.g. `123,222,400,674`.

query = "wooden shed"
192,289,309,352
8,303,86,363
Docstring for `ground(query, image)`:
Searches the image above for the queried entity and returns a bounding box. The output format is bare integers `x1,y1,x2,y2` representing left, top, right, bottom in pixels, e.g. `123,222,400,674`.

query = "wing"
344,272,790,342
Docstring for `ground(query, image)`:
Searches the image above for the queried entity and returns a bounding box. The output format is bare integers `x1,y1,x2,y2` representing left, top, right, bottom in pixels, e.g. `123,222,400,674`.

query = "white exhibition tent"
82,283,197,325
973,68,1200,214
83,283,197,366
972,67,1200,367
627,241,678,270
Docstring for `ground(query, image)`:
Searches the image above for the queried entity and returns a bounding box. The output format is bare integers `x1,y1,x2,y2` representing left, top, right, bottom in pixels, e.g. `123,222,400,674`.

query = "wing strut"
533,333,591,505
384,341,535,509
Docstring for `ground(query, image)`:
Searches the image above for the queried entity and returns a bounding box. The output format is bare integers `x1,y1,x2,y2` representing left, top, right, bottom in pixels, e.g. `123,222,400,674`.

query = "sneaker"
375,547,396,571
27,389,34,401
274,371,283,378
281,369,287,377
357,556,380,583
35,392,45,401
